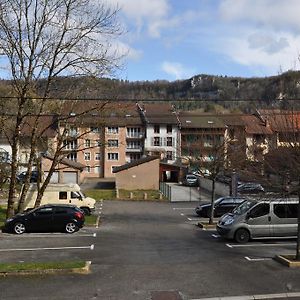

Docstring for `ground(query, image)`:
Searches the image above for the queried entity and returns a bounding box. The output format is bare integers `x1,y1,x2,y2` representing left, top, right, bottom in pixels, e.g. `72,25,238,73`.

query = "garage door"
63,172,77,183
44,172,59,183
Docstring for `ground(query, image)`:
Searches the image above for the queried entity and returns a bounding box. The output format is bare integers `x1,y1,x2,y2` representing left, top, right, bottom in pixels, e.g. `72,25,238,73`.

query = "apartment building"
178,112,226,168
137,103,180,164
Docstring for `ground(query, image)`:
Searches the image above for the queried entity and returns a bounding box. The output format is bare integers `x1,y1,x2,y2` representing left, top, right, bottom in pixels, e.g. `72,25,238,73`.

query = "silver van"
217,198,299,243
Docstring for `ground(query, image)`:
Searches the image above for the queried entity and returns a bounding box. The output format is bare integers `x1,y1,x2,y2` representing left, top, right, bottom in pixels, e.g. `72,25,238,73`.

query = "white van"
22,183,96,215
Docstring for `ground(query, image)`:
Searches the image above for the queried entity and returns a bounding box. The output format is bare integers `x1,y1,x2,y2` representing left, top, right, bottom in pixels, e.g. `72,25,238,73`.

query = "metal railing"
159,182,171,201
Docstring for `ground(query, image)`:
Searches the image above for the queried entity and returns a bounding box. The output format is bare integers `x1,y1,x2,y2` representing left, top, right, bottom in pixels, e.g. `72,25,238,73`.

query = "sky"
109,0,300,82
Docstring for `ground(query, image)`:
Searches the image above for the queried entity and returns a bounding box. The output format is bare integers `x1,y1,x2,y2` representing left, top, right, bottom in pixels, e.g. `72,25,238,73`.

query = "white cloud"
108,0,170,37
215,31,300,74
219,0,300,33
161,61,195,80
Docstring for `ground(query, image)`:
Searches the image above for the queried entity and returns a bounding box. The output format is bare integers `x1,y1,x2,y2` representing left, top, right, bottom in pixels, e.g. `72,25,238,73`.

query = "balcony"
126,133,144,139
126,146,143,153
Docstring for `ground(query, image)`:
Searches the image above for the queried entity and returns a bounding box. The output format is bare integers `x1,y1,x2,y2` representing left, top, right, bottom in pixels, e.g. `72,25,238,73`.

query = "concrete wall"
200,177,230,197
115,158,160,190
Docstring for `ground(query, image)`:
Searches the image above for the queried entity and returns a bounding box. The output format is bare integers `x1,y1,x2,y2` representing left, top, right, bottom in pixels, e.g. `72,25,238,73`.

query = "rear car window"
274,204,297,218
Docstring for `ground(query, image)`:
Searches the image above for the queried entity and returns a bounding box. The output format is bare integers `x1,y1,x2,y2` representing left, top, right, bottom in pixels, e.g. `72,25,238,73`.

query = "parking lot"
1,200,300,300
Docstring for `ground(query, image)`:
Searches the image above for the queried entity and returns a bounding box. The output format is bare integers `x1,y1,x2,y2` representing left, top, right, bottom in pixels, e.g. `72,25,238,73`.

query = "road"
0,200,300,300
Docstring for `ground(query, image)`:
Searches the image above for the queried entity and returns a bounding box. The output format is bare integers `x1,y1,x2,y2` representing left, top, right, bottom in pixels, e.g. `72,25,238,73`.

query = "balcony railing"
126,133,144,139
126,146,143,152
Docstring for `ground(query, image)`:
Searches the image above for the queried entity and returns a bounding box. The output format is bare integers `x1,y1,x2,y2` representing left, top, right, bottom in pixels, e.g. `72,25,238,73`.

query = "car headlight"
5,218,14,223
223,218,234,225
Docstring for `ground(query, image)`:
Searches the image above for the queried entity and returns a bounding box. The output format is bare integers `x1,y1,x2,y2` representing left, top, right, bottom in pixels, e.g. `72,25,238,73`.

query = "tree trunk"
209,179,216,225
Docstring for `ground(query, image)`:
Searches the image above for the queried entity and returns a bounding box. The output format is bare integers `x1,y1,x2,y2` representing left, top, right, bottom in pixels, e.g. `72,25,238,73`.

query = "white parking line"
226,242,296,248
173,208,194,210
190,292,300,300
180,213,185,216
212,234,220,238
187,218,199,221
0,244,95,252
245,256,272,261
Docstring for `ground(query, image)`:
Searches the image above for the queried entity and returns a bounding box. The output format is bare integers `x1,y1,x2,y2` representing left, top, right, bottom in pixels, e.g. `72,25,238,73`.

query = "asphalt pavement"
0,200,300,300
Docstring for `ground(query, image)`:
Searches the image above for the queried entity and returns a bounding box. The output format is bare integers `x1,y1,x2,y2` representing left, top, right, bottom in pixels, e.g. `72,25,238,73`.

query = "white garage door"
63,172,77,183
44,172,59,183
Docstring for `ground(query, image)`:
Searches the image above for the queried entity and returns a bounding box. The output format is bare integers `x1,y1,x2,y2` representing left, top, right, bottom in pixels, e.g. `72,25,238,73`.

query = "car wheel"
13,222,26,234
234,228,250,243
81,207,90,216
65,222,78,234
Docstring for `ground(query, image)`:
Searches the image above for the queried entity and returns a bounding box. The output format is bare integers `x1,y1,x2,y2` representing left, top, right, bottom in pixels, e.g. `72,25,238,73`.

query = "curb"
0,261,91,276
197,222,217,229
274,255,300,268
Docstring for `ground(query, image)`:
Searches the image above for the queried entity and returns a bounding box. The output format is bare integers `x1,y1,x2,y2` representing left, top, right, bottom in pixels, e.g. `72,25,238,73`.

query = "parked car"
237,182,265,194
217,198,299,243
3,204,85,234
183,174,198,186
195,196,246,218
16,171,38,183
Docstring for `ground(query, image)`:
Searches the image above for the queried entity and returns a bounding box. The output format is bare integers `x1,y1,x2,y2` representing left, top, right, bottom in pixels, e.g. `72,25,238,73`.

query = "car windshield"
232,200,257,215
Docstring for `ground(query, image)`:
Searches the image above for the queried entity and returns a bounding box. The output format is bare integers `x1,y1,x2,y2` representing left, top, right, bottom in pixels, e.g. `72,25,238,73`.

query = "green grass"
84,189,116,200
84,214,98,226
0,261,86,273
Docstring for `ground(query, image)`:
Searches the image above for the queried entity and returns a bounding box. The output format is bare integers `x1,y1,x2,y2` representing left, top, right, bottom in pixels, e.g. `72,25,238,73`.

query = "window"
96,140,102,147
167,124,172,133
166,137,173,146
154,125,160,133
129,153,141,161
95,166,101,174
85,139,91,147
71,191,81,199
108,139,119,147
95,153,101,160
107,127,118,134
64,140,78,150
84,152,91,161
91,127,100,133
108,153,119,160
35,207,53,215
85,166,91,173
59,192,68,200
166,151,173,160
127,141,140,149
68,127,78,137
67,152,77,161
274,204,297,218
249,203,270,218
153,137,160,146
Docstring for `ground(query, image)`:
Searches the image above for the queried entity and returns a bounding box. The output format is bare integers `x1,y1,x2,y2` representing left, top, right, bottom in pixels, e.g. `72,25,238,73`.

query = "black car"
16,171,39,183
195,196,246,218
3,204,85,234
237,182,265,194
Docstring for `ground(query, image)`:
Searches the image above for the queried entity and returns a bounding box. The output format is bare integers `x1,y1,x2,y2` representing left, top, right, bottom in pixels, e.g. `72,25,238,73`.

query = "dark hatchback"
3,204,85,234
237,182,265,194
195,196,246,218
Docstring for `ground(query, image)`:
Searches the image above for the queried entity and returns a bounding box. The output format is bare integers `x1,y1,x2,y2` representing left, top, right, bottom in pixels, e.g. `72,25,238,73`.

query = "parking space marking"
244,256,272,261
212,234,220,238
96,215,101,228
226,242,296,248
173,208,194,210
0,244,95,252
187,218,199,221
180,213,185,216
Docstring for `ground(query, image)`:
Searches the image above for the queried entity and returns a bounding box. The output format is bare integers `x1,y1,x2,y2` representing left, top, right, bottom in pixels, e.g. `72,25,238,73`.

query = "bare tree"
262,108,300,259
0,0,123,218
